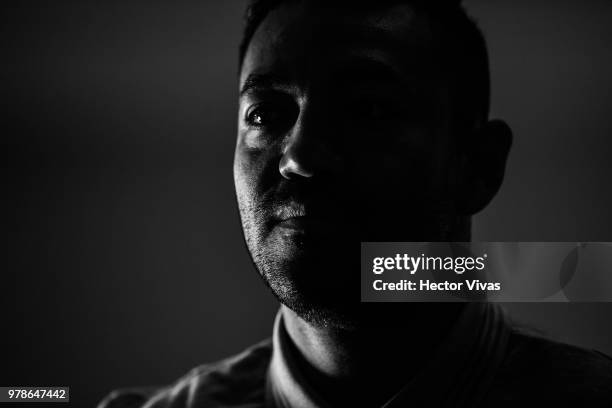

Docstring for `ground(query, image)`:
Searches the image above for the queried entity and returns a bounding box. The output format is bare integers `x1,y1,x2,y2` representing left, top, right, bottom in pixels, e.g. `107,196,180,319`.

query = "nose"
278,110,337,180
279,128,315,179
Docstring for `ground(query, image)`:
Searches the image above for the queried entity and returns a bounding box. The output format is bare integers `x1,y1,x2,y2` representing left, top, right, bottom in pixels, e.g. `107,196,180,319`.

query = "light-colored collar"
266,303,510,408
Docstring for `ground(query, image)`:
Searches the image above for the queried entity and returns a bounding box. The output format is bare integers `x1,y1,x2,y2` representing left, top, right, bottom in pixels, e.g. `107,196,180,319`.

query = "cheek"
352,130,435,183
234,156,267,251
349,127,456,206
233,143,279,223
234,152,258,215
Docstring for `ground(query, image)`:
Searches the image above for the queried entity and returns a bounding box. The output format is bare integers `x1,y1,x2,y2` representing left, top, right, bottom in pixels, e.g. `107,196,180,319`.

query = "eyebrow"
240,59,402,97
239,73,293,97
330,57,403,85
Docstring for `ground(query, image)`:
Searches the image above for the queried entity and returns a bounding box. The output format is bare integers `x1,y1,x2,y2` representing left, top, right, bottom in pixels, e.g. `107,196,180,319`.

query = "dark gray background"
2,1,612,407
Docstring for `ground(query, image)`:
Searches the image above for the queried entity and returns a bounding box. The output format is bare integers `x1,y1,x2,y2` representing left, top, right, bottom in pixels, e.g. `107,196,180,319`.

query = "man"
100,1,612,407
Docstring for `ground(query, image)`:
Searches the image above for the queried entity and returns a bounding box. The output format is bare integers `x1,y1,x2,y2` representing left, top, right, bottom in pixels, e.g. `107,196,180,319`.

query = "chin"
257,244,361,329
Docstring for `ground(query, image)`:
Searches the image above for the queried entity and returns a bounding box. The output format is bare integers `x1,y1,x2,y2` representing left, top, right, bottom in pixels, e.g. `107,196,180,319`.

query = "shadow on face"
233,1,512,326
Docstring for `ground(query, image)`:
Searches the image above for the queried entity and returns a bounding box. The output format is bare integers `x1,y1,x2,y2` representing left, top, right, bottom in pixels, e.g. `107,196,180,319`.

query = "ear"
455,119,513,215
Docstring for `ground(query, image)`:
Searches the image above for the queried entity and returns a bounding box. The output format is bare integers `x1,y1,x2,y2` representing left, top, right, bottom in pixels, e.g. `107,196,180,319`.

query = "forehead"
240,2,437,86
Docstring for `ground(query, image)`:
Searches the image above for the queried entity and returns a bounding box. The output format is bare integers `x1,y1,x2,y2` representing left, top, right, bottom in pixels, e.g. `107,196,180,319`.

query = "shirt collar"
266,303,510,408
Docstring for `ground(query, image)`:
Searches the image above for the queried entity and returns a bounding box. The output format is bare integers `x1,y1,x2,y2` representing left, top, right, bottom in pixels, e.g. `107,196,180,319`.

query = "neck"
281,303,465,407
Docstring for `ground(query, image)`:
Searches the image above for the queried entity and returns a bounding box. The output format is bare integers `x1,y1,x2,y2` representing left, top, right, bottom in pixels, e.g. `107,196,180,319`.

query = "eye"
245,105,265,126
360,101,387,120
349,96,428,126
245,102,297,131
352,99,399,122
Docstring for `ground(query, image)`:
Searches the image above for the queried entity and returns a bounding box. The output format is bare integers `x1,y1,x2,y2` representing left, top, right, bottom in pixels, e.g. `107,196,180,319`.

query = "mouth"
276,216,309,231
273,201,323,234
272,202,338,235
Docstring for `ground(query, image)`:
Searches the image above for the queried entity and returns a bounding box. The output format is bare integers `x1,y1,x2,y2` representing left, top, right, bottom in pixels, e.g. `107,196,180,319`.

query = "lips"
273,202,323,233
272,200,348,235
276,216,309,230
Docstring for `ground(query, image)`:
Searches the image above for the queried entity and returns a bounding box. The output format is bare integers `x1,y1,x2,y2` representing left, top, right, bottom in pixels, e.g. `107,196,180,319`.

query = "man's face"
234,3,460,326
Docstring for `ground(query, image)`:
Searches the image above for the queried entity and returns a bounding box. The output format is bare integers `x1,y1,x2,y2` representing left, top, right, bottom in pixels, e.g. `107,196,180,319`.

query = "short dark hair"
238,0,490,127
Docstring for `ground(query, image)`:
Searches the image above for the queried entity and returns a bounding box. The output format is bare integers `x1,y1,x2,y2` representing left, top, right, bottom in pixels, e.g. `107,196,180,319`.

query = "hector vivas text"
371,253,501,293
